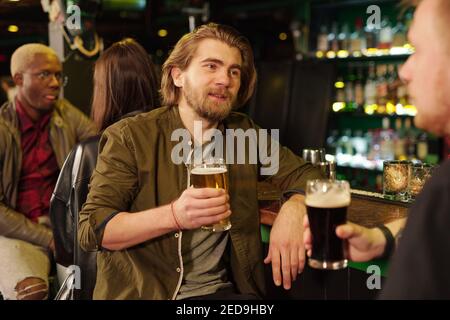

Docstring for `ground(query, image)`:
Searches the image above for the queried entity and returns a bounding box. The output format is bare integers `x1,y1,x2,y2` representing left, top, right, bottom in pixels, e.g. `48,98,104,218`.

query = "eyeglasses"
25,71,69,87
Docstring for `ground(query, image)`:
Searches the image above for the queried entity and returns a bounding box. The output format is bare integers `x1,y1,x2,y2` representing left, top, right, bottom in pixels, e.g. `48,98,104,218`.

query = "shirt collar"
15,98,52,132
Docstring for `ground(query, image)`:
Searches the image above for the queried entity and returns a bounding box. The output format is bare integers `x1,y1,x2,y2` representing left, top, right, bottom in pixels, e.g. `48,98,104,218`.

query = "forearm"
280,194,306,217
385,218,406,239
0,203,52,248
101,203,178,251
371,218,407,259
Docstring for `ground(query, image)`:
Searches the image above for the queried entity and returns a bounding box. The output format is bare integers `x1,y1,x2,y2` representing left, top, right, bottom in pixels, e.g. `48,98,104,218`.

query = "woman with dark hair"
49,38,159,300
91,38,159,130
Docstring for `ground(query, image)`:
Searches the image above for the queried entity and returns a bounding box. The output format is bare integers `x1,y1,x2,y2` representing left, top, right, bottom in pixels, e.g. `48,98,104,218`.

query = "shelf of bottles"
317,13,441,191
312,13,413,60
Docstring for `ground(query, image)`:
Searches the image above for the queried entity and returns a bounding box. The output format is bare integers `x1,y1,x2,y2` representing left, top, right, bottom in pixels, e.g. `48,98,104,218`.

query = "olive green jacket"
0,99,97,248
79,106,321,300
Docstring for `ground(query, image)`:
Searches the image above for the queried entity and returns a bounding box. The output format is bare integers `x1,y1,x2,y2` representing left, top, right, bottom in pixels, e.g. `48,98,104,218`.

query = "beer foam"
305,191,350,208
190,167,227,175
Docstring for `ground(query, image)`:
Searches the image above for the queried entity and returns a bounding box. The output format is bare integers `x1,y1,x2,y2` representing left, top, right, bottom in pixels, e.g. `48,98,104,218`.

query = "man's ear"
13,73,23,86
171,67,184,88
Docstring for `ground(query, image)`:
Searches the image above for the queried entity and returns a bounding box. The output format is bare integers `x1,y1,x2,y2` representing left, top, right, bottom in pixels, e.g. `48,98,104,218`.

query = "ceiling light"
158,29,168,37
8,25,19,33
278,32,287,41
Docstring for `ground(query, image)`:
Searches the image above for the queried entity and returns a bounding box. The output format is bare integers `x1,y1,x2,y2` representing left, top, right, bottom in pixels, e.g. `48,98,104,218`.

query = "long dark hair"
91,38,159,131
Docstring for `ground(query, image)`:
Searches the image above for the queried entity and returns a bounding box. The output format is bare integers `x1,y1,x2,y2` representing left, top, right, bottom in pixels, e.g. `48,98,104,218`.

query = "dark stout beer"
306,192,350,269
191,166,230,231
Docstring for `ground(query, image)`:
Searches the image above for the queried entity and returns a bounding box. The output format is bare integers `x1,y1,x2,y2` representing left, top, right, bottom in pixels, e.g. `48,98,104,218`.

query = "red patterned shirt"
15,99,59,222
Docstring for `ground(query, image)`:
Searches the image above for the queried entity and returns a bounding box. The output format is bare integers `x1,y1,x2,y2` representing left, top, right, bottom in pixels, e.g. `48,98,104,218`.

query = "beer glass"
306,179,351,270
190,158,230,232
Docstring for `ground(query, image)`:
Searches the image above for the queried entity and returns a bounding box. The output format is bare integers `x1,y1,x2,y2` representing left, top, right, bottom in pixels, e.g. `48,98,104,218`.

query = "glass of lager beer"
306,179,351,270
190,158,230,232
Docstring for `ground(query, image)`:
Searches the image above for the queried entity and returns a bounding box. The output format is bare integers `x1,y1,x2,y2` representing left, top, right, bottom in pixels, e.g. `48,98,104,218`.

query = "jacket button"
174,232,179,238
176,267,181,273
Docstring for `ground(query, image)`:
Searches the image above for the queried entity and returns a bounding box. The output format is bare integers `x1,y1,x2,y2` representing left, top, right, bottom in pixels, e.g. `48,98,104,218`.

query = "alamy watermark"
170,121,280,175
367,5,381,30
366,265,382,290
66,5,81,31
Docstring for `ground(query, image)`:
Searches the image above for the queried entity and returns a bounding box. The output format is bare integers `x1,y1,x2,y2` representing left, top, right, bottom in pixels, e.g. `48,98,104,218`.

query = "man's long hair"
160,23,257,109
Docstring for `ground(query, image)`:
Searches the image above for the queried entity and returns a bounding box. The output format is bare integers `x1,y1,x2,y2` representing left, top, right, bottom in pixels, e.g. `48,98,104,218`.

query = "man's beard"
183,79,236,122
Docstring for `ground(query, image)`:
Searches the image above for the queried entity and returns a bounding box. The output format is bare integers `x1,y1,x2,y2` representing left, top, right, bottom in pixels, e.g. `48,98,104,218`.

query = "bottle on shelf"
386,64,398,114
329,22,339,53
317,24,329,54
337,23,350,57
393,118,407,160
404,117,417,160
364,18,379,53
354,67,365,111
392,18,408,49
378,16,393,50
375,64,389,113
379,117,395,160
416,132,429,162
345,66,356,111
350,17,366,56
364,63,377,114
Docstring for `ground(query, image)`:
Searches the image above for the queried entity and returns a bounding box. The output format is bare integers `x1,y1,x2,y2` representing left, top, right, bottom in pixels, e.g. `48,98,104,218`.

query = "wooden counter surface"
258,182,410,227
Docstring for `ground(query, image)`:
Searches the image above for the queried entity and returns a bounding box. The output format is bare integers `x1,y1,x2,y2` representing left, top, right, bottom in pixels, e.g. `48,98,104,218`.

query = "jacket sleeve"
0,201,53,248
78,122,138,252
62,99,98,142
74,108,97,142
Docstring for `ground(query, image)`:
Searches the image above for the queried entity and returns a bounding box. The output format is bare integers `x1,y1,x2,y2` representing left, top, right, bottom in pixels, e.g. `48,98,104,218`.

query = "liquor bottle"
364,63,377,113
354,67,365,111
345,66,356,111
416,132,429,162
365,20,378,51
380,117,395,160
386,64,398,114
392,18,407,48
404,117,417,160
350,17,366,55
329,22,339,52
376,64,388,113
394,118,407,160
317,25,329,53
378,16,393,50
338,23,350,53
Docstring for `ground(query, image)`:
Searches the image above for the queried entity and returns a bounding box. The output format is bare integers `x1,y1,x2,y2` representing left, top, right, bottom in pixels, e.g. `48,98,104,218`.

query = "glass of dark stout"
306,179,351,270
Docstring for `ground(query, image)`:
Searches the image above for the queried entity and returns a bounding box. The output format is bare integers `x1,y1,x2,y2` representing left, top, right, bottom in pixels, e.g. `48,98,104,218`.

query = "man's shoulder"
104,106,172,134
54,98,86,116
226,111,255,129
0,101,16,135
